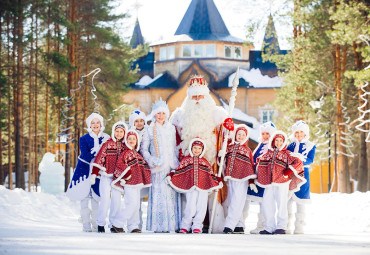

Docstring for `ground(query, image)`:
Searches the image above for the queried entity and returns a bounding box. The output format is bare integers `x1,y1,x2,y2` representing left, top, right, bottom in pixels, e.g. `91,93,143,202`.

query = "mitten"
249,183,258,193
90,174,96,185
223,118,234,131
283,168,293,178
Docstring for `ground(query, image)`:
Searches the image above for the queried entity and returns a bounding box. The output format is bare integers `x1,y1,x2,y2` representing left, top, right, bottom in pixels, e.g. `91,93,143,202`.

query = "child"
166,138,223,234
129,109,148,230
256,131,306,235
141,99,181,233
111,130,152,233
90,121,128,233
66,113,110,232
244,121,276,234
129,109,147,141
223,124,257,234
286,120,316,234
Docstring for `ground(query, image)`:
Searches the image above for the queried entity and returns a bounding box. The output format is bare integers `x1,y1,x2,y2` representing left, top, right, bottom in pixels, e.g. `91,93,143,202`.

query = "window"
260,109,276,123
182,45,191,57
206,44,216,57
225,45,232,58
194,45,203,57
234,46,242,59
159,47,166,61
168,46,175,59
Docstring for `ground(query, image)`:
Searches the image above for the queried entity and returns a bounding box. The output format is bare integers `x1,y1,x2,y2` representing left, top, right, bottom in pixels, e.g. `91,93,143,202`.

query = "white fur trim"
291,193,312,204
91,162,106,171
289,152,306,162
111,121,128,142
125,129,141,151
121,182,152,188
86,113,105,133
230,124,250,145
187,85,210,97
111,184,124,193
188,138,206,158
129,110,147,129
78,156,91,165
289,120,310,142
169,107,184,128
224,174,257,182
268,131,288,151
168,180,223,193
111,166,131,185
256,180,291,189
288,165,307,193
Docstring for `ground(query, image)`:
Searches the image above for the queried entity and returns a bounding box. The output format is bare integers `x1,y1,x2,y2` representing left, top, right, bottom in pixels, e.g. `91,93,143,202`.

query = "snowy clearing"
0,186,369,255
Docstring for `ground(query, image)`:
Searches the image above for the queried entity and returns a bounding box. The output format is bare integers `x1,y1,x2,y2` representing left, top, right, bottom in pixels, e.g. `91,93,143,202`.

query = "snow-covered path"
0,186,369,255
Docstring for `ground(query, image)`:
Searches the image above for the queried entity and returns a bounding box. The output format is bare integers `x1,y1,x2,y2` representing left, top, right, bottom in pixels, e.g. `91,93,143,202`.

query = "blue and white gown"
141,121,181,232
66,131,109,231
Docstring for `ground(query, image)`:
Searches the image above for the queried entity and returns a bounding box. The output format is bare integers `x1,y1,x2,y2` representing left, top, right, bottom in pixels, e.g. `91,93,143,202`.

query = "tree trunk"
34,6,39,189
0,9,3,185
353,42,368,191
65,0,77,191
7,12,13,190
15,0,25,189
28,8,34,191
335,44,350,193
45,2,51,153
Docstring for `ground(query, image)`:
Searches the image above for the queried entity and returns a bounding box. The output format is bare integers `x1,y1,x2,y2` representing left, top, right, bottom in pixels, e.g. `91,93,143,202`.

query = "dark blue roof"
130,19,145,49
147,71,178,89
174,0,244,43
249,50,289,77
212,77,250,89
132,52,154,77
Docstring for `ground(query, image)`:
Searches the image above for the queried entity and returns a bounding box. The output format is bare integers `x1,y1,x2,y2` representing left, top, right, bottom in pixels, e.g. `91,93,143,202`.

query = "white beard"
180,95,218,165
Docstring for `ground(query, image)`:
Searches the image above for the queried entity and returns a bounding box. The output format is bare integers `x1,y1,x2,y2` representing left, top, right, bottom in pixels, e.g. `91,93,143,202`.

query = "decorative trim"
288,165,307,193
224,174,257,182
91,162,106,172
168,180,223,193
78,156,91,165
111,167,131,186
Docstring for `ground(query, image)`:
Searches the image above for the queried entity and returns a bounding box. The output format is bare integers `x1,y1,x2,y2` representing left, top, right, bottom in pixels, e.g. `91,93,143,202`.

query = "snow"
228,68,283,88
135,73,164,86
1,186,369,255
39,153,65,195
221,99,261,142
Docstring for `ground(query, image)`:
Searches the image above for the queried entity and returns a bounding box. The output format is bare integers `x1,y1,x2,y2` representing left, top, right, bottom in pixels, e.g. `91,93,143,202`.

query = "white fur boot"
90,198,99,232
80,207,92,232
250,213,264,234
286,214,294,234
294,213,306,234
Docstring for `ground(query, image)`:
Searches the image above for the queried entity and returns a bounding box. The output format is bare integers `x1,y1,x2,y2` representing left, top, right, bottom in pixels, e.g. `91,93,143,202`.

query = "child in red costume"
111,130,152,233
222,124,257,234
166,138,223,234
256,131,305,235
91,121,127,233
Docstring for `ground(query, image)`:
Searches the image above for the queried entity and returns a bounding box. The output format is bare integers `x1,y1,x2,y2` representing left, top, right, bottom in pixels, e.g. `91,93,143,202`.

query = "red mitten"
283,168,293,178
223,118,234,131
248,179,255,185
168,171,175,178
216,176,223,183
92,166,100,177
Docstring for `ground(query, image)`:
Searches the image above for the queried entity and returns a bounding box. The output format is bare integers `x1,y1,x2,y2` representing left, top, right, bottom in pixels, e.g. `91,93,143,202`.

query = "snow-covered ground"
0,186,369,255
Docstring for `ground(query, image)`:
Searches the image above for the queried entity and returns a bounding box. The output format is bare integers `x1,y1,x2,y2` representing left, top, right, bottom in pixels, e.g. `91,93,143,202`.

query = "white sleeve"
169,107,184,128
140,127,157,168
170,125,179,169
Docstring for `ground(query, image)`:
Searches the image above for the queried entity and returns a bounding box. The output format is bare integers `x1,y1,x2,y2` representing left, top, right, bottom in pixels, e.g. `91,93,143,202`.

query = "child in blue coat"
286,120,316,234
66,113,110,232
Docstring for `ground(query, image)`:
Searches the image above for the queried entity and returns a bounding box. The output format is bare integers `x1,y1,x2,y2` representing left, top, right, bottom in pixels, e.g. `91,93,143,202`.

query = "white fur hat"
125,129,141,151
86,113,105,133
260,121,276,135
188,137,206,158
111,121,128,142
232,124,250,145
147,98,170,122
129,109,147,129
268,130,288,151
187,75,210,97
290,120,310,142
